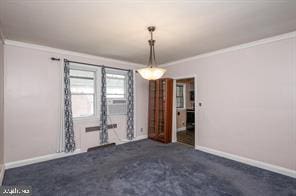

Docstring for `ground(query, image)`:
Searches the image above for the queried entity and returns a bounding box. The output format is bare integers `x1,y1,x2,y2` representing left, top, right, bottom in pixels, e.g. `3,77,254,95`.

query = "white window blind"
70,69,96,118
106,73,127,99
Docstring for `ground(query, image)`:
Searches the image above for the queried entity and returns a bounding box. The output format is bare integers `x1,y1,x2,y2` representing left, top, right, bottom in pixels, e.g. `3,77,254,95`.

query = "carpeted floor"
177,130,194,146
3,139,296,196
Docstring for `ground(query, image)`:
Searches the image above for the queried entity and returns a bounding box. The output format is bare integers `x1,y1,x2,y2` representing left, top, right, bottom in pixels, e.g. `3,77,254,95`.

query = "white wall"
164,33,296,171
4,42,148,163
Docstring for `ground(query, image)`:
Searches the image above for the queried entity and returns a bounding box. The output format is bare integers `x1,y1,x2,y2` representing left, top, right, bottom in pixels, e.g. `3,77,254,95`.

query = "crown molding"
4,30,296,68
160,31,296,67
4,39,145,68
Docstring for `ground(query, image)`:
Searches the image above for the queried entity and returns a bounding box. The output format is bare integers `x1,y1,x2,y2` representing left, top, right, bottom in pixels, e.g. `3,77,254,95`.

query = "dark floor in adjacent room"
177,130,194,146
3,139,296,196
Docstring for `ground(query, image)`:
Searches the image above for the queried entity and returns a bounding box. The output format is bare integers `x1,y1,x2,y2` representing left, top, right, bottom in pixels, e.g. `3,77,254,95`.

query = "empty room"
0,1,295,195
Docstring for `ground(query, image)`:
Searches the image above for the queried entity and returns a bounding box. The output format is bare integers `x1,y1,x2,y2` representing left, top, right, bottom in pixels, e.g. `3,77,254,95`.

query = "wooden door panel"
148,78,173,143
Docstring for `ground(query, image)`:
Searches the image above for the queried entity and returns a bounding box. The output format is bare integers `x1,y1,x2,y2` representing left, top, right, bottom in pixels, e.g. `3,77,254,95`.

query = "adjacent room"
176,78,195,146
0,1,295,195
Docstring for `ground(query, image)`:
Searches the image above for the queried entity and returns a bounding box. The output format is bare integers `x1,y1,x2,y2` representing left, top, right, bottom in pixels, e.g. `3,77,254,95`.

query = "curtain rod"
56,58,132,72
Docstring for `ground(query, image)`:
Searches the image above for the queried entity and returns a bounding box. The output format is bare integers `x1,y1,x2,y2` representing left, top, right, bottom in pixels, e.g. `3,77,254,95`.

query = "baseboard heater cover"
87,143,116,152
85,124,117,132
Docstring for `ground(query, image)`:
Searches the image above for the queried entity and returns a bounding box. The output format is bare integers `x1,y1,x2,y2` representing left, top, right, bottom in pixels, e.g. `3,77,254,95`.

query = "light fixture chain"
148,40,153,67
152,43,157,66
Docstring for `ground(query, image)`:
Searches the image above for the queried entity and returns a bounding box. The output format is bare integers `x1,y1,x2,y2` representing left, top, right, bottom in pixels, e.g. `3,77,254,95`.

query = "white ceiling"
0,0,296,65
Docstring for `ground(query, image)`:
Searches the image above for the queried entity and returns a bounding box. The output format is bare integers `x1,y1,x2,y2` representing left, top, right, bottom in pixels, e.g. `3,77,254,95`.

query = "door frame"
172,75,198,147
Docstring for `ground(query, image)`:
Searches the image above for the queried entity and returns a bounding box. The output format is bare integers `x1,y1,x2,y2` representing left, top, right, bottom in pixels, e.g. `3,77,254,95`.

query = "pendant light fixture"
138,26,166,80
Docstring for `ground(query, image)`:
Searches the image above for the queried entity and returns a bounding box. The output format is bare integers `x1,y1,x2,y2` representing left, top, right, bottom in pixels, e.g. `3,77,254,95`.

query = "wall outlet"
140,128,143,132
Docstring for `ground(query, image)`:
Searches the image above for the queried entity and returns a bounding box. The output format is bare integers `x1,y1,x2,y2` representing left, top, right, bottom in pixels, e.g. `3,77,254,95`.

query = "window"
70,69,96,118
106,73,127,99
176,84,185,109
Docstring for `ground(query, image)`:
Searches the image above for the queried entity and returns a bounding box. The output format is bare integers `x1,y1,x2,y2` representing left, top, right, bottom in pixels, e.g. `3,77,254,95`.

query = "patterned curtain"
64,61,76,152
100,67,108,144
127,70,134,140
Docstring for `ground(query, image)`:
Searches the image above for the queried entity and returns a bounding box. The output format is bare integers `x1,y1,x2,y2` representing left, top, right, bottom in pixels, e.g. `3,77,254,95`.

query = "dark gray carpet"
3,139,296,196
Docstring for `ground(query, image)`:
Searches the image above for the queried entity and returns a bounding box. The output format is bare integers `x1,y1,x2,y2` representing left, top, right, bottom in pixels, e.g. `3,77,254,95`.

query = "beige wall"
4,43,148,163
0,37,4,166
165,36,296,171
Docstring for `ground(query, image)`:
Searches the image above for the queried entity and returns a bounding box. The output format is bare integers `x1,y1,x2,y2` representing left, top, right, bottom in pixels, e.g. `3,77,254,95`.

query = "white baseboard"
4,137,148,170
0,164,5,185
134,134,148,141
196,145,296,178
117,135,148,143
5,149,84,169
177,127,186,132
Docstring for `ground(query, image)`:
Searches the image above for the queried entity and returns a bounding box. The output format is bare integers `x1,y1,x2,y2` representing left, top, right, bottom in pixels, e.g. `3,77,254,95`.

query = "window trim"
176,83,186,110
69,65,99,120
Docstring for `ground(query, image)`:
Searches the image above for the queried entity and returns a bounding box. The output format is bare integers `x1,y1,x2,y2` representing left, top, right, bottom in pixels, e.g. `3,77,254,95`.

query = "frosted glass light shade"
138,67,166,80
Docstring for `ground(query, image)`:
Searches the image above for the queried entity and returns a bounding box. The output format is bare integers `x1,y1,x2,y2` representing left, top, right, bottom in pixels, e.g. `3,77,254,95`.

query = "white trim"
133,69,137,138
4,135,147,170
5,149,84,169
160,31,296,67
0,164,5,185
194,76,198,146
196,146,296,178
3,40,145,68
177,127,186,132
134,134,148,141
172,79,177,142
119,134,148,143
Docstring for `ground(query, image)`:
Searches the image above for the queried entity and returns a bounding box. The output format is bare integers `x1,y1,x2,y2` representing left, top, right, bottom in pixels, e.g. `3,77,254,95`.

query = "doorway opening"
175,78,195,146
